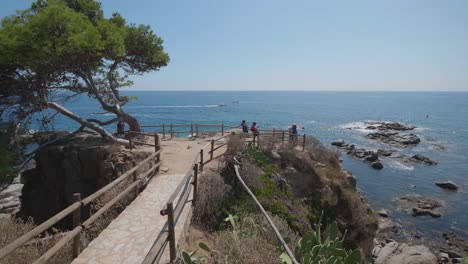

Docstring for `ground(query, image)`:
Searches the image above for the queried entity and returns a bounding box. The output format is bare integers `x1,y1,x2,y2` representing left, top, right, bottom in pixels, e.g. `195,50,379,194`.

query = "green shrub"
281,221,362,264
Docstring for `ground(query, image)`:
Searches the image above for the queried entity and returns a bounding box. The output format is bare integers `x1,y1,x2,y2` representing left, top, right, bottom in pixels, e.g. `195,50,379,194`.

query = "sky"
1,0,468,91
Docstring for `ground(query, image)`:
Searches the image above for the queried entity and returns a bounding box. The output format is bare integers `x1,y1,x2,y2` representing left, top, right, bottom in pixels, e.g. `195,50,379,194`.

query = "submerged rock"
367,132,421,147
375,242,437,264
331,140,384,169
395,154,438,165
377,149,395,157
371,162,384,170
435,181,458,191
366,121,417,131
394,195,443,218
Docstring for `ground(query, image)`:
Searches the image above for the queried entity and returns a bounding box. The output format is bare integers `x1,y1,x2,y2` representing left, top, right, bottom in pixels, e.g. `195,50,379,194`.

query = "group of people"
239,120,300,141
240,120,258,135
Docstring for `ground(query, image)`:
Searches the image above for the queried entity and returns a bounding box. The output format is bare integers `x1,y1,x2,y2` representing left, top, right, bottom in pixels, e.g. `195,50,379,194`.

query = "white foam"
126,105,218,109
385,158,414,171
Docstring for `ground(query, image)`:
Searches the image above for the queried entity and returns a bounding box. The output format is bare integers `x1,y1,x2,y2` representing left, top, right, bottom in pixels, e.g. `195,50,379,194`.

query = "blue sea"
49,91,468,240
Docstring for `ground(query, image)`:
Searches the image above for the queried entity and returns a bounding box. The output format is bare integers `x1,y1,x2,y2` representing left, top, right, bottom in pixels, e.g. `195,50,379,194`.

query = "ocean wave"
126,105,219,109
91,113,115,116
385,158,414,171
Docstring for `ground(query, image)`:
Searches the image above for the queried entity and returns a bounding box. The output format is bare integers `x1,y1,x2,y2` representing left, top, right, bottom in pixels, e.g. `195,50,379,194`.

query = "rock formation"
394,195,444,218
366,132,421,147
19,134,153,226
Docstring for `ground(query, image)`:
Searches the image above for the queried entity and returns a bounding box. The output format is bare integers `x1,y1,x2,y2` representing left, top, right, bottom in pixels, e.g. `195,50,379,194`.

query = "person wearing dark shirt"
117,120,125,136
241,120,249,133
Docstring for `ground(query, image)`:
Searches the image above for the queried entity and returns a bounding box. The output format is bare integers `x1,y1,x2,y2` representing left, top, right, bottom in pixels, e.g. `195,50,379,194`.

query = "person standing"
117,120,125,137
250,122,258,136
291,124,298,143
241,120,249,133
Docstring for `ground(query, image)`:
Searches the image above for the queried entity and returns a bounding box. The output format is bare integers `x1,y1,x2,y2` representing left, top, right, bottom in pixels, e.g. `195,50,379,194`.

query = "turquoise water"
51,91,468,239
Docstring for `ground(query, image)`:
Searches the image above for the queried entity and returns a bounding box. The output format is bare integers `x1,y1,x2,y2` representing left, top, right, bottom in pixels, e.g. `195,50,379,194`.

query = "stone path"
72,134,230,264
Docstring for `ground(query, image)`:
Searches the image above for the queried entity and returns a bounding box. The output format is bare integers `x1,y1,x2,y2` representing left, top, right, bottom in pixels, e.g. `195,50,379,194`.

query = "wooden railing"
0,137,162,264
141,123,239,138
141,126,307,263
142,132,232,264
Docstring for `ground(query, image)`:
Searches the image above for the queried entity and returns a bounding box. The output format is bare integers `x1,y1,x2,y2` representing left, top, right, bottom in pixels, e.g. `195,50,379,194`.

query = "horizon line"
120,89,468,92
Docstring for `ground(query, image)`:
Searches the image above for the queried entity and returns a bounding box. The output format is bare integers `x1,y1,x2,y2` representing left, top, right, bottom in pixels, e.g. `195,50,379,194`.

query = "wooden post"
200,149,204,171
281,131,285,148
192,163,198,206
129,132,133,150
191,123,194,137
257,132,260,148
162,124,166,139
154,133,159,152
273,128,276,137
302,134,306,151
196,124,199,137
155,134,161,174
221,123,224,136
210,140,214,160
170,124,173,138
167,202,176,262
72,193,81,258
132,161,139,198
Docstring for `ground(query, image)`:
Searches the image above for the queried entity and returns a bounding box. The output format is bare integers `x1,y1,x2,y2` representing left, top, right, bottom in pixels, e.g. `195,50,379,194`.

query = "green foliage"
0,123,19,189
246,144,271,167
280,221,362,264
0,0,169,131
176,242,222,264
462,257,468,264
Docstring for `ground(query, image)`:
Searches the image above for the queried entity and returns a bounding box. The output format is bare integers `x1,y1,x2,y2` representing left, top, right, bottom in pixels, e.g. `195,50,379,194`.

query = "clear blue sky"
2,0,468,91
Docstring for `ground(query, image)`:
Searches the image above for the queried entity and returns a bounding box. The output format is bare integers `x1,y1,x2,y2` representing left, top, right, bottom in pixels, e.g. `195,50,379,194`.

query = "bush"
0,217,72,264
281,221,362,264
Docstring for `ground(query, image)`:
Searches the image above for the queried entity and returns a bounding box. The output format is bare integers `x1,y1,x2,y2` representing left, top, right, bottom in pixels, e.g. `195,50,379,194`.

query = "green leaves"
284,220,362,264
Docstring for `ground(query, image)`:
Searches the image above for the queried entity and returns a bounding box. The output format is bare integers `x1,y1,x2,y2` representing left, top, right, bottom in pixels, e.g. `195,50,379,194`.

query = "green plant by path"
281,221,362,264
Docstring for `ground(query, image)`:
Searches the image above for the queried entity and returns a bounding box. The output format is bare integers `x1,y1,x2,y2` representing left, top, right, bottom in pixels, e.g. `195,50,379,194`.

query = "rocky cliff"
19,134,152,226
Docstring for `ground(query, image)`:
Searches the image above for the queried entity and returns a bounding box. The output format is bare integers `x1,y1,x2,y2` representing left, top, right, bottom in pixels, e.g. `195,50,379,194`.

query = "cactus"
281,221,362,264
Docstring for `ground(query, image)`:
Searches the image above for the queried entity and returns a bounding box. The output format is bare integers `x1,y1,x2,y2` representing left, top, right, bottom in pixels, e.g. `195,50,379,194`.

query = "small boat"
217,103,227,107
232,100,239,103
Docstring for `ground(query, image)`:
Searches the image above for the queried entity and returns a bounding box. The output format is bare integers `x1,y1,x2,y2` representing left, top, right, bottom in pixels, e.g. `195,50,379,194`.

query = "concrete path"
72,135,230,264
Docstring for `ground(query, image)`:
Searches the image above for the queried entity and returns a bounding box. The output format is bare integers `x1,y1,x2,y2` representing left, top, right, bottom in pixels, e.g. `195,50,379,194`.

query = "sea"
48,91,468,241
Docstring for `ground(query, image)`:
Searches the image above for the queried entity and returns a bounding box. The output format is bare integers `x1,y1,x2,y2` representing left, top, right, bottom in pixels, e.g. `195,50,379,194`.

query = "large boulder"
375,242,437,264
366,121,416,131
435,181,458,191
366,132,421,147
394,195,443,218
19,134,153,226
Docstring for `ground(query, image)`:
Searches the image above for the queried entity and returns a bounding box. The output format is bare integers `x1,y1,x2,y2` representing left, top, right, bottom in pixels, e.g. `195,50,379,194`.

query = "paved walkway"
72,135,230,264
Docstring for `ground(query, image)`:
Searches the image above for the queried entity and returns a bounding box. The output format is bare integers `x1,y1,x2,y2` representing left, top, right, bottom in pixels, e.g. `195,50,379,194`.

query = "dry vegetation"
1,168,149,263
0,217,72,264
181,133,378,262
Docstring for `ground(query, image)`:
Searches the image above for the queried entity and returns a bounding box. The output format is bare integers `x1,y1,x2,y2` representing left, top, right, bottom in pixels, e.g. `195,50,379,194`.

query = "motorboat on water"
232,100,239,103
217,103,227,107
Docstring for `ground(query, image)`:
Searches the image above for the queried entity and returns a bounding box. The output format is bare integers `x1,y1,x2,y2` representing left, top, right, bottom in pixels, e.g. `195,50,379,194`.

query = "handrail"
143,132,232,263
233,160,299,264
0,137,162,262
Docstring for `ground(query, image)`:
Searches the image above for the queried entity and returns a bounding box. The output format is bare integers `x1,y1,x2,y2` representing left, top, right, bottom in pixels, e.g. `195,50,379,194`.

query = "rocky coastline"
333,121,466,263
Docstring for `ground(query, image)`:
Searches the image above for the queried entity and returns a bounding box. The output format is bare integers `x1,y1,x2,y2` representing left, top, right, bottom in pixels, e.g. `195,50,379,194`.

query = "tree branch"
87,117,119,126
46,101,128,146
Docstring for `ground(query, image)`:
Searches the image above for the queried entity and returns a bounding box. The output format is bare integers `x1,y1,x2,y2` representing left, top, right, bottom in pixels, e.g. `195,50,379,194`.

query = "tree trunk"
122,113,140,132
47,102,129,146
